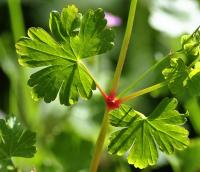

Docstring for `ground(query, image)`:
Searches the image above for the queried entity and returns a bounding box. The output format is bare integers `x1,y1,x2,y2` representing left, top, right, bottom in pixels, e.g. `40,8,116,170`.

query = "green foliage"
163,29,200,100
0,117,36,170
163,58,200,100
13,2,200,171
0,117,36,159
172,139,200,172
108,98,189,169
50,131,93,172
16,5,114,106
181,30,200,57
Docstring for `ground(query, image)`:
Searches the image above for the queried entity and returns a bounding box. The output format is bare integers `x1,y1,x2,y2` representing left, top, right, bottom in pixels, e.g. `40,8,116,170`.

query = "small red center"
104,92,121,110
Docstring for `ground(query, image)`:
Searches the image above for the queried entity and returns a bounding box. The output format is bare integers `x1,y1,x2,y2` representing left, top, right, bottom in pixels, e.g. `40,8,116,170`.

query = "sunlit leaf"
108,98,189,169
16,5,114,106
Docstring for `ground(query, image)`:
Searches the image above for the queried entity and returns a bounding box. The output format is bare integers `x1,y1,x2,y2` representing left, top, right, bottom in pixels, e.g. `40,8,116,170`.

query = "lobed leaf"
16,5,114,106
108,98,189,169
0,117,36,161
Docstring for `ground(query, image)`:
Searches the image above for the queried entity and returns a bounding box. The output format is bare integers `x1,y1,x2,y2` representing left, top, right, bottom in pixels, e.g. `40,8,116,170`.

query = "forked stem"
111,0,138,92
89,0,138,171
90,110,110,172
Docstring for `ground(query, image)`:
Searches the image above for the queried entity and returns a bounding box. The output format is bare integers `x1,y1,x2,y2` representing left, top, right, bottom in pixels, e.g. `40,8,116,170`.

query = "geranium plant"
11,0,200,171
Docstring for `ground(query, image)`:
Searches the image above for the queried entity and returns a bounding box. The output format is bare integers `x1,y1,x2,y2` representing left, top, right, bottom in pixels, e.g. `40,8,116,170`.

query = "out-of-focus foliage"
50,131,93,172
0,116,36,171
169,139,200,172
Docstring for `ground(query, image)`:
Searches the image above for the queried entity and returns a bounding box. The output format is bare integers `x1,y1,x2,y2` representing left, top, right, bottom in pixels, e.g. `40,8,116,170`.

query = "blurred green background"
1,0,200,171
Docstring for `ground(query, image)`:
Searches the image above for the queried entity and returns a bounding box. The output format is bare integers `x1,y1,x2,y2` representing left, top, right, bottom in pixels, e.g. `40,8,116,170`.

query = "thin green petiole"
121,81,167,103
79,61,107,98
118,55,169,97
111,0,138,93
118,49,188,97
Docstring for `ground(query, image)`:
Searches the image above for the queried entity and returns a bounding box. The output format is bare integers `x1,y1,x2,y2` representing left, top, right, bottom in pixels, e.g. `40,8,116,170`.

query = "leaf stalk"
79,62,107,98
121,81,167,102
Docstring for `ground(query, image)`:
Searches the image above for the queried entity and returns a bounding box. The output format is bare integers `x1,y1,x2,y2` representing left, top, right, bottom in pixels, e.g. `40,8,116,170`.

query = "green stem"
90,110,110,172
119,55,169,97
79,61,107,97
8,0,25,41
121,81,167,102
89,2,138,170
111,0,138,92
8,0,34,127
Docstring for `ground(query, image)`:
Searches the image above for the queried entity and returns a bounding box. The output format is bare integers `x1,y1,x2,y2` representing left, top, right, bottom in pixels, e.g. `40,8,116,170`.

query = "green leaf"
181,30,200,57
0,117,36,161
163,27,200,100
163,58,200,100
108,98,189,169
16,5,114,106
